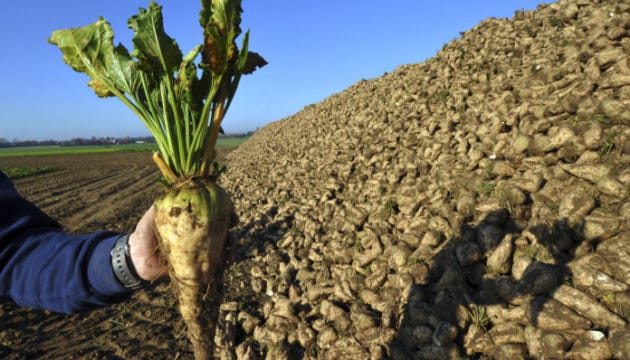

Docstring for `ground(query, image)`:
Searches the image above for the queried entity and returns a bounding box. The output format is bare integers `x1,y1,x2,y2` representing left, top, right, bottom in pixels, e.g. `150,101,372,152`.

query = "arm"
0,171,133,314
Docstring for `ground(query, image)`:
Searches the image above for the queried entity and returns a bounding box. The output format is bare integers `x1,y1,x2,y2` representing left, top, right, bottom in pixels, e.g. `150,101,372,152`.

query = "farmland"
0,143,156,157
0,137,251,358
0,136,249,158
0,152,189,358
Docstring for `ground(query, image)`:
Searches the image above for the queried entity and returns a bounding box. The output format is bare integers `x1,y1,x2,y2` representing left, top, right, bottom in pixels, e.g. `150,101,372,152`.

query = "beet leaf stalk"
49,1,266,358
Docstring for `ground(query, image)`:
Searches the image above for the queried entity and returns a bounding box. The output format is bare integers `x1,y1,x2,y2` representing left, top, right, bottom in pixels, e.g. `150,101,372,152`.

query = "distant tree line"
0,131,255,149
0,136,155,148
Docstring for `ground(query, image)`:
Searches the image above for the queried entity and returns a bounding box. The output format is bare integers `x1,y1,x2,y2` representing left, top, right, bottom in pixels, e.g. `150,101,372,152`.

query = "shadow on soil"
389,209,586,359
215,205,297,355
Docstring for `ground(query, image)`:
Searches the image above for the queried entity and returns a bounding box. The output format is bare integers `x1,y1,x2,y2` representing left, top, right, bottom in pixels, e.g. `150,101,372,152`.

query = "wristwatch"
111,234,146,290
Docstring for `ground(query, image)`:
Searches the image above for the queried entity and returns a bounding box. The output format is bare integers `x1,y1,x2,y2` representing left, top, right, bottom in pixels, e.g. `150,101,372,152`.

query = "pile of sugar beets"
217,0,629,358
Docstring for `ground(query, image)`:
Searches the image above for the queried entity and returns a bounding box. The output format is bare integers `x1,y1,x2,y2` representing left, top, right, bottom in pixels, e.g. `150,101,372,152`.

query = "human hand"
128,206,168,282
128,205,240,283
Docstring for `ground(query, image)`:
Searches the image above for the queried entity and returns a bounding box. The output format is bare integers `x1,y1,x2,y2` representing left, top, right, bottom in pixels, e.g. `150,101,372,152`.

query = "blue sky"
0,1,546,141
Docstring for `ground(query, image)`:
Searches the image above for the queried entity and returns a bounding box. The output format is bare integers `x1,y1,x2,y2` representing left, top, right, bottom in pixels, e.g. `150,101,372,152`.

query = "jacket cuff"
87,235,133,300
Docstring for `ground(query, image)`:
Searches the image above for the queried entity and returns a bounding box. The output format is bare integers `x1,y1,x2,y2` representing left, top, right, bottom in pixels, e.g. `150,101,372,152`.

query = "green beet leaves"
128,2,183,76
49,18,128,98
48,0,266,181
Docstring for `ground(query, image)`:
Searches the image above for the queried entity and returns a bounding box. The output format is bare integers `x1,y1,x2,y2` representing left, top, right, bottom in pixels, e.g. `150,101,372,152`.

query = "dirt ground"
0,152,217,359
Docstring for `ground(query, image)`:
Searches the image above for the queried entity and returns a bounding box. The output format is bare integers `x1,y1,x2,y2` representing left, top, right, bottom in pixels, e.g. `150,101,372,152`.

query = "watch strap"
111,234,145,290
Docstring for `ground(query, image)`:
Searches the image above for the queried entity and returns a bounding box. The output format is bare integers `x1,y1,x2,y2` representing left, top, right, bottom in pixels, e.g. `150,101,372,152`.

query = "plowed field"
0,152,212,359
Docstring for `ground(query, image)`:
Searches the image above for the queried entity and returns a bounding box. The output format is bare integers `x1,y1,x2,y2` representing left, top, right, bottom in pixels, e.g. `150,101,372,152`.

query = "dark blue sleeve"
0,171,133,314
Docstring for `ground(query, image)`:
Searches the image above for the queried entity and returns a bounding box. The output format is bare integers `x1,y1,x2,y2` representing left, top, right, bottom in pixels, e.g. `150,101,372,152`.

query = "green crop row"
0,137,248,158
1,166,59,179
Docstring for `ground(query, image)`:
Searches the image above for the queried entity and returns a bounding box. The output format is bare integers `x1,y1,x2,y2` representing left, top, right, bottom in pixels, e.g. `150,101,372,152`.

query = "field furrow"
36,171,135,217
0,153,158,232
65,168,160,232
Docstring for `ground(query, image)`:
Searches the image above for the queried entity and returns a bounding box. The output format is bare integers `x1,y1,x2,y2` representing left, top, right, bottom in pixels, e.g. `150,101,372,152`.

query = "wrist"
111,234,147,290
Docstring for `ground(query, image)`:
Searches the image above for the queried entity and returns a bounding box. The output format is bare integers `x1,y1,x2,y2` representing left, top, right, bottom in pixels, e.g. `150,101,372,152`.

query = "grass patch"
599,131,617,158
592,114,612,125
548,16,563,29
216,136,249,150
1,166,58,179
438,89,450,103
354,240,365,253
0,136,249,158
466,304,489,330
476,181,496,196
383,200,400,215
0,143,156,157
523,244,553,262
